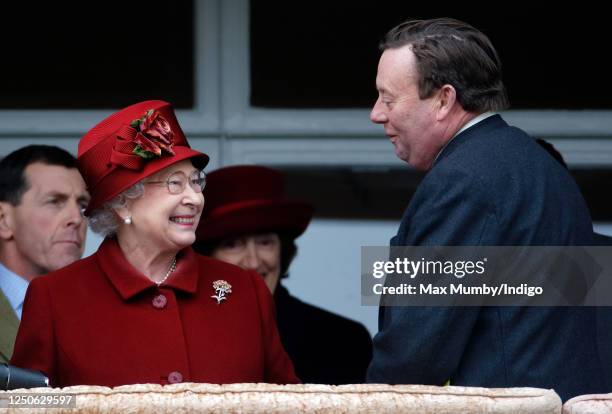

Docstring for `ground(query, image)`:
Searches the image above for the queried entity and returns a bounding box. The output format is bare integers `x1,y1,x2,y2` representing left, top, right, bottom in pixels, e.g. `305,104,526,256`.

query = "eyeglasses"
144,170,206,194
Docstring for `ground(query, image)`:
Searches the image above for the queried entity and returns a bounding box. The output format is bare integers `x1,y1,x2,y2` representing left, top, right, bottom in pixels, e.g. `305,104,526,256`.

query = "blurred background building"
1,1,611,334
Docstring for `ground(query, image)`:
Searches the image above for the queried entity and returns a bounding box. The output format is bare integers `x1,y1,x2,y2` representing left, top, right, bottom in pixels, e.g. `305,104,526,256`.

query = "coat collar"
434,114,507,167
273,282,290,303
95,237,199,300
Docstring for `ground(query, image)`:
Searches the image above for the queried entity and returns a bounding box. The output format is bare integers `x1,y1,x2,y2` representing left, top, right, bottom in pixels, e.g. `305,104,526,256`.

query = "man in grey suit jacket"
0,290,19,364
366,18,609,401
0,145,89,363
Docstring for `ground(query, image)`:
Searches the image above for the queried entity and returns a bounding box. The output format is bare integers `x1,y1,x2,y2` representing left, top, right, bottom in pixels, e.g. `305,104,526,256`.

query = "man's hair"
0,145,78,205
381,18,509,112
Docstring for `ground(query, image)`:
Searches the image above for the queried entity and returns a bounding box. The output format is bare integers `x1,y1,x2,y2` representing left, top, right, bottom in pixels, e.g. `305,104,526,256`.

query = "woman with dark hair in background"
194,165,372,384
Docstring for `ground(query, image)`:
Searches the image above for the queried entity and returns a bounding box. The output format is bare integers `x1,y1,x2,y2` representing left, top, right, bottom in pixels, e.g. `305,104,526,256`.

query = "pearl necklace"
156,256,177,286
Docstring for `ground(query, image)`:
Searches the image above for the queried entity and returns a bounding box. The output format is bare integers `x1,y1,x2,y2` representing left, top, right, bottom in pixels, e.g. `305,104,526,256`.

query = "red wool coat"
11,238,299,387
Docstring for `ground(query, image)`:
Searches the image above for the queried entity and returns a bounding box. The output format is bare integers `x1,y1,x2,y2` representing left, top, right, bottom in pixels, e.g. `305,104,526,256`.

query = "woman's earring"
123,216,132,225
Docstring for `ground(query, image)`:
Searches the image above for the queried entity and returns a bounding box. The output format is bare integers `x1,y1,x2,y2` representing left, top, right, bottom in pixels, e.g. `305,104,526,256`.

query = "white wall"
595,223,612,236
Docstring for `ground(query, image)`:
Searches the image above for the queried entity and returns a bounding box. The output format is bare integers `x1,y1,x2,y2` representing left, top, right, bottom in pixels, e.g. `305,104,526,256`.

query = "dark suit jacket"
11,238,298,387
593,232,612,246
0,289,19,364
367,115,609,401
275,284,372,384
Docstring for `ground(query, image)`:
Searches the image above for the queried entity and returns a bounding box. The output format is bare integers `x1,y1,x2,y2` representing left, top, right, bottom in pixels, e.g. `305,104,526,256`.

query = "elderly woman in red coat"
11,101,298,387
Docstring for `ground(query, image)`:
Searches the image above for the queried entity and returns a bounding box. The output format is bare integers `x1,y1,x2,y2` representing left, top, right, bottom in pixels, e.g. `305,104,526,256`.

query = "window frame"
1,0,611,168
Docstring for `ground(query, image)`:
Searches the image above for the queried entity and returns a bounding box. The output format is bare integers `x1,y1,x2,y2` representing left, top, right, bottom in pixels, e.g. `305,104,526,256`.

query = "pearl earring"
124,216,132,225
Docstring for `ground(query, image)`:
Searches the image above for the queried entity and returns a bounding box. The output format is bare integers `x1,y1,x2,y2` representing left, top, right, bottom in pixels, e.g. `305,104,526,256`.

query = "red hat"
77,100,209,215
196,165,314,243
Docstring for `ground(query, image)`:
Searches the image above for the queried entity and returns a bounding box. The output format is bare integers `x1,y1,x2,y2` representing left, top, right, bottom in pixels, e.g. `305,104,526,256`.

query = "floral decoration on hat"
211,280,232,304
130,109,175,159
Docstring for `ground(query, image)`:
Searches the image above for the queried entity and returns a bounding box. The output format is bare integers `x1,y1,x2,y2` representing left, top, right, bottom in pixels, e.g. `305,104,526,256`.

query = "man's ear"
435,84,458,121
0,202,15,240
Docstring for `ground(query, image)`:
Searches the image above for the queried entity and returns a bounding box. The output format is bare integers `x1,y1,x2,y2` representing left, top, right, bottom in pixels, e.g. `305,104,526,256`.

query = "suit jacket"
593,232,612,246
0,289,19,364
11,238,299,387
274,284,372,384
367,115,609,401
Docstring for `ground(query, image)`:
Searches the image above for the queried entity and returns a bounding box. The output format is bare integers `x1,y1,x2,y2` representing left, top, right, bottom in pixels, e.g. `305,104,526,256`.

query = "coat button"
152,294,167,309
168,371,183,384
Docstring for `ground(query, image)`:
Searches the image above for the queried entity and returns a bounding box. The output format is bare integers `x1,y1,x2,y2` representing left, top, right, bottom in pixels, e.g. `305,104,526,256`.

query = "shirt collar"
95,238,199,300
432,112,496,165
0,261,29,320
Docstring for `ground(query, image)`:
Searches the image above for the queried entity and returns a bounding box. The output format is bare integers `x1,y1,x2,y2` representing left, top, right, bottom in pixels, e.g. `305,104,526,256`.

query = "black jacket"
275,284,372,384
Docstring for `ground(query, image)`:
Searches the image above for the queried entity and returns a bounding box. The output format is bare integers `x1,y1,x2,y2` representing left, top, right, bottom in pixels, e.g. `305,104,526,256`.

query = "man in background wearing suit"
366,18,609,401
0,145,89,363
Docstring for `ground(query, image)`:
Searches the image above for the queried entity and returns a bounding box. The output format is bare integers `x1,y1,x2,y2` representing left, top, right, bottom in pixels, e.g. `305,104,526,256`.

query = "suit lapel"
0,290,19,363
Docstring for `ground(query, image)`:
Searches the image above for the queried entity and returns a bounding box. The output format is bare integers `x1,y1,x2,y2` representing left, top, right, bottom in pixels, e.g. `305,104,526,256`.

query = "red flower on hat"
129,109,175,159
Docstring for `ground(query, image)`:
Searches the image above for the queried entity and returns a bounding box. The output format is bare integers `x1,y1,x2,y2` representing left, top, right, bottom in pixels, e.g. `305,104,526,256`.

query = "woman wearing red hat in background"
193,165,372,384
11,101,298,387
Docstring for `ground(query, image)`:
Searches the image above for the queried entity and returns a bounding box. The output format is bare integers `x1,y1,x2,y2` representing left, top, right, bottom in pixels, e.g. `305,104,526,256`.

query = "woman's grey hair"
88,182,145,237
